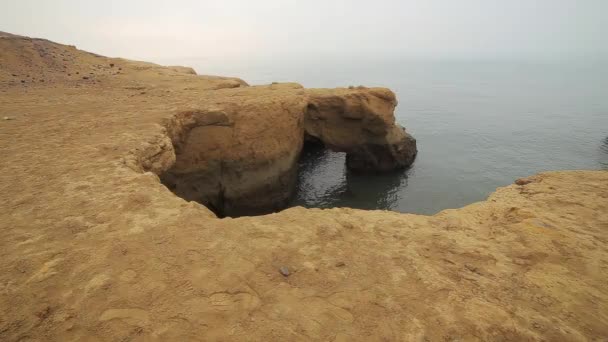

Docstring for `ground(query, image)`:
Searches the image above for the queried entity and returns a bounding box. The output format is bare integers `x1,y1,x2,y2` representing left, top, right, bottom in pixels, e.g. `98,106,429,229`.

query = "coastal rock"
159,93,307,217
305,87,417,171
158,84,415,216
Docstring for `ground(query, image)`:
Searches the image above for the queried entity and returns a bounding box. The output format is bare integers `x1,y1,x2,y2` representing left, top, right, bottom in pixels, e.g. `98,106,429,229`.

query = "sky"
1,0,607,66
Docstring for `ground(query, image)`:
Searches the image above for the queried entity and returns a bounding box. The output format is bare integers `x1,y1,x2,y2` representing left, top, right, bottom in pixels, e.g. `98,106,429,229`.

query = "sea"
174,58,608,215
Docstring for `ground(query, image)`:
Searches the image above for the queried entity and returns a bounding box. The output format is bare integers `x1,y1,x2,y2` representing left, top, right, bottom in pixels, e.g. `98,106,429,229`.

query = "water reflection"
343,168,408,210
291,143,408,210
600,136,608,170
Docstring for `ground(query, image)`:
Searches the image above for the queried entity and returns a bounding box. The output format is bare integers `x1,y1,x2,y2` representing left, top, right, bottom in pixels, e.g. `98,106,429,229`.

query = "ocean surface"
180,59,608,215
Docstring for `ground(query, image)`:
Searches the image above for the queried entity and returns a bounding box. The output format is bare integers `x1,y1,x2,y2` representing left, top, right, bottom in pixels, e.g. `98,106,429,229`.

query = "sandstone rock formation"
159,85,308,217
157,84,416,216
1,33,607,341
306,88,417,172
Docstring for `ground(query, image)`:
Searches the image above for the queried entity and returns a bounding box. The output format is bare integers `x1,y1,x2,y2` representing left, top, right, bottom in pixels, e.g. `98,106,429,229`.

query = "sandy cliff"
0,32,607,341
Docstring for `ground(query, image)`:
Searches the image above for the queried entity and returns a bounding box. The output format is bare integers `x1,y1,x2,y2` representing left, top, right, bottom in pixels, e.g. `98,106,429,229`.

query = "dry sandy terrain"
1,32,607,341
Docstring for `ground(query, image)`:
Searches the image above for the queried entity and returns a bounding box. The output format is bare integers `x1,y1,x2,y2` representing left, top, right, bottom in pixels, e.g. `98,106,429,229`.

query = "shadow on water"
290,142,409,210
600,136,608,170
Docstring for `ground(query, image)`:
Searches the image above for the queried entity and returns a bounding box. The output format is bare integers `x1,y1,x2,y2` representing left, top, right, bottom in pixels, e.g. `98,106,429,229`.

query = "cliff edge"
0,33,607,341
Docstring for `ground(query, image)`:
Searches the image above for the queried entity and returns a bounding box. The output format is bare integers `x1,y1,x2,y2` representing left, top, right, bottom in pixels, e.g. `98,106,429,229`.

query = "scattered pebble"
279,266,290,277
335,261,346,267
4,117,14,121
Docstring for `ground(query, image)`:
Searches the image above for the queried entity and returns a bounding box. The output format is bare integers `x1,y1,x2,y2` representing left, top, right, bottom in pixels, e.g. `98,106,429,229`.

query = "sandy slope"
1,32,607,341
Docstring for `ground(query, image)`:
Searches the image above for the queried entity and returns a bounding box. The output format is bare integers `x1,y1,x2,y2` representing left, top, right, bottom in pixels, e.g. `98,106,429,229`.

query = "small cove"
182,58,608,214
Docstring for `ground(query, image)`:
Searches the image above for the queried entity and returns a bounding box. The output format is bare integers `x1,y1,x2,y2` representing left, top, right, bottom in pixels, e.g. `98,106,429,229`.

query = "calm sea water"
183,59,608,214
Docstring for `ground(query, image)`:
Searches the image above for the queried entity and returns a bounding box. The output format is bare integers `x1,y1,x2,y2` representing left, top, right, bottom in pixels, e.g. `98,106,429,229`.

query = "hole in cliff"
160,127,411,218
159,129,343,218
289,134,410,210
158,101,416,218
292,136,348,206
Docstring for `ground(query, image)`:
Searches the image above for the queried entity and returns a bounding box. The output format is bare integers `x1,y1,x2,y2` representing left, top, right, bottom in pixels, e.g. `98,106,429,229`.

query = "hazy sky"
1,0,607,65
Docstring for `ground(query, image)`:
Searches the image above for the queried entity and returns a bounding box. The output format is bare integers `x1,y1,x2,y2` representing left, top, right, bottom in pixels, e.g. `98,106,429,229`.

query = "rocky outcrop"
157,86,416,217
305,87,417,172
159,93,307,217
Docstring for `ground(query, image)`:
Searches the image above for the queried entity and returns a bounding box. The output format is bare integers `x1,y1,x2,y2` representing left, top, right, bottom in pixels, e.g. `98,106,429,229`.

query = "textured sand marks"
27,257,63,283
99,308,150,326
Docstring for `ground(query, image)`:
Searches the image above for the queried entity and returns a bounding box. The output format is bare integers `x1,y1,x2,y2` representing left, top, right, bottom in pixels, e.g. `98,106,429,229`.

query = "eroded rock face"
158,86,416,216
159,86,308,217
345,125,417,171
305,87,417,172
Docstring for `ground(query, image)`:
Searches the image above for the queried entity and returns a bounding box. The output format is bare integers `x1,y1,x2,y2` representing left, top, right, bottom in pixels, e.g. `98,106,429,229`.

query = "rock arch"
159,85,417,217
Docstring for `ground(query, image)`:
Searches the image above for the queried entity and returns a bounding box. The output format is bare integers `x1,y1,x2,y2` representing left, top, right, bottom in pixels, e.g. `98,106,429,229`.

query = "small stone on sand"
279,266,290,277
